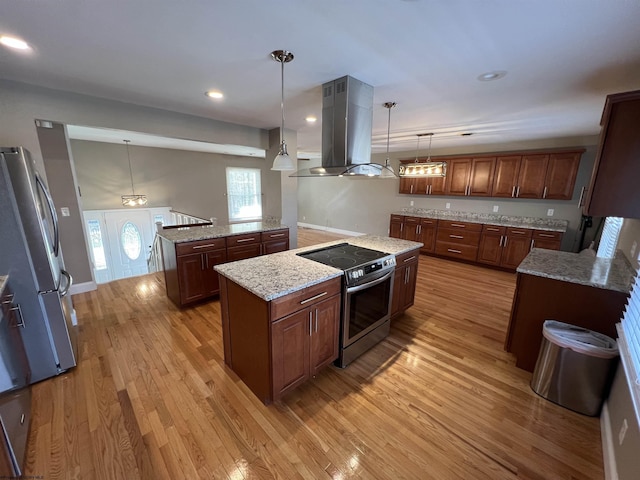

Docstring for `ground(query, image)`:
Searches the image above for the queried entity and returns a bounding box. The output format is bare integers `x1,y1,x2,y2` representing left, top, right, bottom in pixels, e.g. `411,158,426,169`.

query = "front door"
104,210,154,280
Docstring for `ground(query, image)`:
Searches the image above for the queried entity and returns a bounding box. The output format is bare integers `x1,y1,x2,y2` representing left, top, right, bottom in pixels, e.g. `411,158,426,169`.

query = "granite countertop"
517,248,636,294
215,235,423,301
394,208,568,232
158,220,287,243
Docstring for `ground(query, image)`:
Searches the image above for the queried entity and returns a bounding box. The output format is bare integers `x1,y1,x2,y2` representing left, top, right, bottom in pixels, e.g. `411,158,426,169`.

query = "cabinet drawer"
437,220,483,232
260,229,289,242
532,230,563,241
420,218,438,226
436,229,481,246
176,238,226,256
482,224,506,234
404,216,420,225
396,249,420,265
506,227,533,238
435,242,479,262
227,233,261,247
270,277,342,320
390,214,405,223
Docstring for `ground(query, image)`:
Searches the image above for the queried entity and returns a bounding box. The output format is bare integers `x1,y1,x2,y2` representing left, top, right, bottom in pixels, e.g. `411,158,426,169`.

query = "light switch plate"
60,207,70,217
547,209,554,216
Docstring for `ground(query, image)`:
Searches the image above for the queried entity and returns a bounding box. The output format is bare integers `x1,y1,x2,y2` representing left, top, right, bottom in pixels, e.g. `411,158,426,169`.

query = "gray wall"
298,137,600,252
0,80,270,286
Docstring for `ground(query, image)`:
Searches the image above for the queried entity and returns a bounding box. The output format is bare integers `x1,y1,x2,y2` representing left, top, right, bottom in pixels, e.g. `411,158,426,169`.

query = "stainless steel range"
297,243,396,367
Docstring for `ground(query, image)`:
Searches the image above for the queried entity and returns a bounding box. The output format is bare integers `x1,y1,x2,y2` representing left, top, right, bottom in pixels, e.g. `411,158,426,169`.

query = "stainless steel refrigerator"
0,146,77,384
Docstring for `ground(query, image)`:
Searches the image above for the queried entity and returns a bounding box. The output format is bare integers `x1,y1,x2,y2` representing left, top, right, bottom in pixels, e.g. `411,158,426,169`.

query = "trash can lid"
542,320,619,358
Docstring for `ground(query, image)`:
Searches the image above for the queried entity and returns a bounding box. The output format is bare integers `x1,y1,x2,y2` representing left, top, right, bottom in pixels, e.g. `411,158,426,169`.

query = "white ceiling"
2,0,640,158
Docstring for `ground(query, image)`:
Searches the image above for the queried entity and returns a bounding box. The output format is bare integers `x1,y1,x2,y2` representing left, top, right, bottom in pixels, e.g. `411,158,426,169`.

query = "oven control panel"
346,256,396,283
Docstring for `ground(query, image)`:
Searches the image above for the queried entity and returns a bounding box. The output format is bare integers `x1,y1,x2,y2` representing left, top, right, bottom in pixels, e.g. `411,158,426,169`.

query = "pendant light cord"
280,58,285,144
386,106,391,159
414,135,421,163
124,140,135,195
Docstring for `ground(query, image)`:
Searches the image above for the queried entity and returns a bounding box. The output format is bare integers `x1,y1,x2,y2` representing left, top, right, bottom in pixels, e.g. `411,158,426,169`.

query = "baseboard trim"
69,280,97,295
601,401,619,480
297,222,362,237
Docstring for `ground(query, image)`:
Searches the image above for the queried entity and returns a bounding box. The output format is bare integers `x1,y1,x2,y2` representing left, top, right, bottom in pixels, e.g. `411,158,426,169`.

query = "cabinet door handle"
427,185,432,195
201,255,205,270
309,311,313,336
515,186,520,197
400,223,404,232
205,255,209,269
503,237,508,247
236,237,256,243
511,186,516,198
2,293,14,304
410,184,414,194
10,304,25,328
404,267,409,284
315,309,318,333
578,186,586,207
542,186,548,199
447,248,462,254
449,234,464,239
531,239,535,250
300,291,327,305
499,235,504,247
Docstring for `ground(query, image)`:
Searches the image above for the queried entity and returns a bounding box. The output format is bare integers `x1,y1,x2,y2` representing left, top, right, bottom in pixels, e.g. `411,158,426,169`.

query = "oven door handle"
346,269,394,294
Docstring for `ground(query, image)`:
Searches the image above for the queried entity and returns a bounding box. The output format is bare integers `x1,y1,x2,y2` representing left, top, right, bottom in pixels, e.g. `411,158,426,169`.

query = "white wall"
298,137,600,252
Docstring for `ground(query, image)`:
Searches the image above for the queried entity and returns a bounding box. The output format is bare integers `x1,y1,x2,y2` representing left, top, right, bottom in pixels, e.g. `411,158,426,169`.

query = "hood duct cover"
292,75,387,177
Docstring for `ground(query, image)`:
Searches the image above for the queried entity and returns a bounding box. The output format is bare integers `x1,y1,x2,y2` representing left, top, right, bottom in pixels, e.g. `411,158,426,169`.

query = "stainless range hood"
291,75,392,177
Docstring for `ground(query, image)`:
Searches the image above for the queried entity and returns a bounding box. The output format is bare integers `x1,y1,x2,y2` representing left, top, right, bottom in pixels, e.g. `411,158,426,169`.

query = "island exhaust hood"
291,75,393,177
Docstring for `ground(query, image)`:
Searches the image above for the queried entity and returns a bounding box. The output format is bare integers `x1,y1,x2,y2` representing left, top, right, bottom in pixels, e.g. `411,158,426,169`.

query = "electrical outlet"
445,202,451,209
547,209,554,217
493,205,499,213
410,200,414,206
619,419,628,445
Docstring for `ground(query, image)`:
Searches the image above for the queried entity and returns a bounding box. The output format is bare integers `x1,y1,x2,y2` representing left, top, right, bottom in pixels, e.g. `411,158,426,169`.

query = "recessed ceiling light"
205,90,224,99
477,71,507,82
305,116,317,123
0,35,32,51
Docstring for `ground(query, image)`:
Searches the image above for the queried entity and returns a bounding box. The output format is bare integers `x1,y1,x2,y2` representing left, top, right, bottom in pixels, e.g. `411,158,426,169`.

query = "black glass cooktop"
297,243,388,270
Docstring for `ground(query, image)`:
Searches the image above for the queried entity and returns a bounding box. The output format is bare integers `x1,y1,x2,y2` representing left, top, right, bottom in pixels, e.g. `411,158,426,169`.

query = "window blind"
619,268,640,420
597,216,624,258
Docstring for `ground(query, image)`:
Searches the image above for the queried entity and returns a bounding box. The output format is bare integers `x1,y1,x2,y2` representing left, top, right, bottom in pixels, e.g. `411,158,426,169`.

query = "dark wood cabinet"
161,228,289,307
544,152,581,200
391,249,420,318
434,220,482,262
445,158,473,196
501,228,534,270
516,154,548,198
585,90,640,219
261,229,290,254
389,214,404,239
402,216,422,242
445,157,496,197
506,273,628,372
492,156,522,197
477,225,506,266
221,276,341,404
419,218,437,254
389,216,436,253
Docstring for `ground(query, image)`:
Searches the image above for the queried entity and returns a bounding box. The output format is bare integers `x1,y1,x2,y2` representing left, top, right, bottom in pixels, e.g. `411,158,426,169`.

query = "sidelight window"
226,167,262,222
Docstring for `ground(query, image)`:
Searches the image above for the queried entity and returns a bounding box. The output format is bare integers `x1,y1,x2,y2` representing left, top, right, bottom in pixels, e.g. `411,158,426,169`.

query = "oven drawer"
435,242,479,262
270,277,342,320
436,229,481,246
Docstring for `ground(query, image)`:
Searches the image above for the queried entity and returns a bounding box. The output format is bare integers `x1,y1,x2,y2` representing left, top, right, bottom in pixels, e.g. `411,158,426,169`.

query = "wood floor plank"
22,228,604,479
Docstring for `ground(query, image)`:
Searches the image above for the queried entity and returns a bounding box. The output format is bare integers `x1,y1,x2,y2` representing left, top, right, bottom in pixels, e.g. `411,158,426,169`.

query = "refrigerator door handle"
59,269,73,297
35,173,60,256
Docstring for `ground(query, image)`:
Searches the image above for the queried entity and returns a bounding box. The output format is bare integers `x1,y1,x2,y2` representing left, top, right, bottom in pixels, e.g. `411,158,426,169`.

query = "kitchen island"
158,220,290,307
506,248,635,371
214,235,422,404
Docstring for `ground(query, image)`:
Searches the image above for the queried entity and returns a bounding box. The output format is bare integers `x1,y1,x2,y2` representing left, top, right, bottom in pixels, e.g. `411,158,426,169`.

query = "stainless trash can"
531,320,619,416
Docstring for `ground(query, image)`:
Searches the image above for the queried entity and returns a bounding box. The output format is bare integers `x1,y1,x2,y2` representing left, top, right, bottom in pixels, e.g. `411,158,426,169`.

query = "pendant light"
398,132,447,178
379,102,397,178
121,140,148,207
270,50,296,171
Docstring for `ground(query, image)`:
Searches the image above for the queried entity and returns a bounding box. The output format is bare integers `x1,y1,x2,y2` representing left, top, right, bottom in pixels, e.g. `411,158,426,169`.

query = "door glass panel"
121,221,142,260
87,219,107,270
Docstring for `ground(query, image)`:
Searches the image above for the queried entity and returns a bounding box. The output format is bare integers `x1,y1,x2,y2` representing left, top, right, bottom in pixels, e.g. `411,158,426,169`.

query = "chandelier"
121,140,148,207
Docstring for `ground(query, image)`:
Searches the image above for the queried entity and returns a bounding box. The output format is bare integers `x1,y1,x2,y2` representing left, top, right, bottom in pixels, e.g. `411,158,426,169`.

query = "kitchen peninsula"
214,235,423,404
506,248,635,371
158,220,289,307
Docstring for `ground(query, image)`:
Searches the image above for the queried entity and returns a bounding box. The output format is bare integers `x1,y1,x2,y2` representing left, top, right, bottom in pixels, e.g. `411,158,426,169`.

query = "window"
121,221,142,260
87,219,107,270
597,217,624,258
226,167,262,222
619,270,640,416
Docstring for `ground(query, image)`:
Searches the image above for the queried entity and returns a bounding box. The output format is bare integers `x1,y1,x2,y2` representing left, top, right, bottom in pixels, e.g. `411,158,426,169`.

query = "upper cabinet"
585,90,640,219
400,149,583,201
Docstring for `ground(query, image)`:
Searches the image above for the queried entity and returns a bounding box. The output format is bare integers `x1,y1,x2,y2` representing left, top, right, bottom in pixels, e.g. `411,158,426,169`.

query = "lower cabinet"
478,226,562,269
389,216,437,254
434,220,482,262
391,249,420,317
271,294,340,398
161,228,290,307
220,276,341,404
0,388,31,477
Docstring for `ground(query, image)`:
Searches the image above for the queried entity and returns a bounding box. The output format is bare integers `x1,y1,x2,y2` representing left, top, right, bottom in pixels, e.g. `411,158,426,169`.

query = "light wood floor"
24,228,603,479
